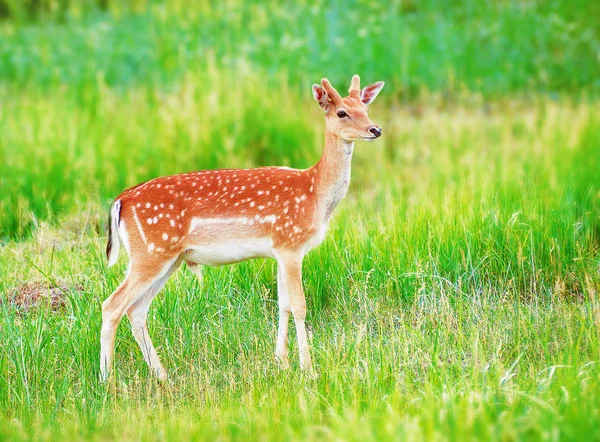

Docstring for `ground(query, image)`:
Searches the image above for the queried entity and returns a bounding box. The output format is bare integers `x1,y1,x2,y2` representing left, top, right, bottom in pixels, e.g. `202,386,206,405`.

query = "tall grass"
1,93,599,439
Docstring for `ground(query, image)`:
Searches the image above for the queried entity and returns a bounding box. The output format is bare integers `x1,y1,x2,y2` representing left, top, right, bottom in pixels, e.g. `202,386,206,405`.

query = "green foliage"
0,0,598,94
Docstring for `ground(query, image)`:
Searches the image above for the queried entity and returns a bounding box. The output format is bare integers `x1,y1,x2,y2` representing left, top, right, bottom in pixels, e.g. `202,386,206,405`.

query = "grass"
1,97,599,440
1,1,600,440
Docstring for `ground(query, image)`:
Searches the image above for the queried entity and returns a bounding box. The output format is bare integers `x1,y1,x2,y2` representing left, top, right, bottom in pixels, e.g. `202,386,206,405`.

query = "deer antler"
349,74,361,99
320,78,342,104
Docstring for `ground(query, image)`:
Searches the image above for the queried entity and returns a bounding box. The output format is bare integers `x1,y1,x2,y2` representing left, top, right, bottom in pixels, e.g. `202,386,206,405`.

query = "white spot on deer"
154,205,158,210
293,226,303,233
146,203,151,209
147,218,153,225
257,190,264,195
162,233,169,241
170,219,176,227
171,236,179,243
258,205,265,210
169,204,174,209
148,243,155,253
249,201,255,207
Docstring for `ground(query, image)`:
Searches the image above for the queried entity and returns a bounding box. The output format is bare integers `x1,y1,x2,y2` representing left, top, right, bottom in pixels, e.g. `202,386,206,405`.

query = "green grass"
1,1,600,440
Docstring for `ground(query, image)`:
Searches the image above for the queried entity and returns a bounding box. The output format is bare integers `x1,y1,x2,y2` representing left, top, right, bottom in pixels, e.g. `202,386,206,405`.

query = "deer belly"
183,238,274,266
304,223,329,252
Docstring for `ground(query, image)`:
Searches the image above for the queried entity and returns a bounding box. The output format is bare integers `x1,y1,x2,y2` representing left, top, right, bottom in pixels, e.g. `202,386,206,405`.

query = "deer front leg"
276,251,312,372
275,261,290,368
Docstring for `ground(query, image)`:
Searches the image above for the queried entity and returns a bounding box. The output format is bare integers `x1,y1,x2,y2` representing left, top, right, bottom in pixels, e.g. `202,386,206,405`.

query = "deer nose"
369,126,382,138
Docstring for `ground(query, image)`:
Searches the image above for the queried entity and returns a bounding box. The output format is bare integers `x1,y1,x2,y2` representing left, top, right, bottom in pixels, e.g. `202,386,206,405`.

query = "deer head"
312,75,384,142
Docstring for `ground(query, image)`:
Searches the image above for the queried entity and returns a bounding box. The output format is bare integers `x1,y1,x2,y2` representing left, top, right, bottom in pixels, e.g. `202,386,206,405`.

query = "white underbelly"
183,237,274,266
304,222,329,253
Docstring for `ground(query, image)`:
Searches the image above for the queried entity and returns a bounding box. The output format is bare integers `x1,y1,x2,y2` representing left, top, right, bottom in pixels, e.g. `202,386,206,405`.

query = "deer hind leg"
100,258,178,382
276,250,312,372
275,260,291,368
186,261,203,285
126,259,182,380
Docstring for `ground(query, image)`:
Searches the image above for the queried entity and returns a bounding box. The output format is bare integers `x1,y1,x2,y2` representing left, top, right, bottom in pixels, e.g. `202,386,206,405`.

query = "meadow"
1,1,600,440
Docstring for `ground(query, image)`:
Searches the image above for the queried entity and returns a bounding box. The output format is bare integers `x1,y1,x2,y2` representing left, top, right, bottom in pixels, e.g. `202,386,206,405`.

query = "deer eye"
337,110,348,119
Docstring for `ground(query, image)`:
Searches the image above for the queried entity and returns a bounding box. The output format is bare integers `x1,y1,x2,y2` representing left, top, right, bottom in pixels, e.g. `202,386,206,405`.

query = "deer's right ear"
312,84,329,111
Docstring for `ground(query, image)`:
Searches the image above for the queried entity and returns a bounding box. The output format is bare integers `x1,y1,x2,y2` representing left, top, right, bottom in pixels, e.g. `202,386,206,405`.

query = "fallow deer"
101,75,384,381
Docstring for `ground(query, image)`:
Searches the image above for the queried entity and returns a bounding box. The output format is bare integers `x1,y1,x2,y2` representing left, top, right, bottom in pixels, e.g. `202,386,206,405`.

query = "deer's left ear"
361,81,385,106
312,84,329,111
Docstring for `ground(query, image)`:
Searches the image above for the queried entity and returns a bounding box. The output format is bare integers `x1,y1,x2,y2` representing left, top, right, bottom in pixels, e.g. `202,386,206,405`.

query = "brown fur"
100,75,384,380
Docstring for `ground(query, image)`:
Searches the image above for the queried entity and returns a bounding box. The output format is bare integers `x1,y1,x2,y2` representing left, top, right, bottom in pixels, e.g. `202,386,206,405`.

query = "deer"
100,75,384,381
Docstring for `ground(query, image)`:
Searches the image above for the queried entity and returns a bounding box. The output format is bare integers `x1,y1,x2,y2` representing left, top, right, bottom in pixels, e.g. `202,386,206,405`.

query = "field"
1,1,600,440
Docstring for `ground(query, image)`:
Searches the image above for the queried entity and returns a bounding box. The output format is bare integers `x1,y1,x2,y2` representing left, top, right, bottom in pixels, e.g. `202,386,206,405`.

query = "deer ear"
312,84,329,111
361,81,385,106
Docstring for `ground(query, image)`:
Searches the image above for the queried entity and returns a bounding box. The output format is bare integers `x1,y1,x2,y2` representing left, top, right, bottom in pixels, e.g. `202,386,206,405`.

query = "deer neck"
313,132,354,221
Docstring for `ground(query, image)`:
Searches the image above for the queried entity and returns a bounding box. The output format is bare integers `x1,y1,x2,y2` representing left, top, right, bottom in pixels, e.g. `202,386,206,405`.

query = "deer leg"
277,251,312,372
100,259,177,382
186,261,203,285
126,259,182,380
275,260,291,368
